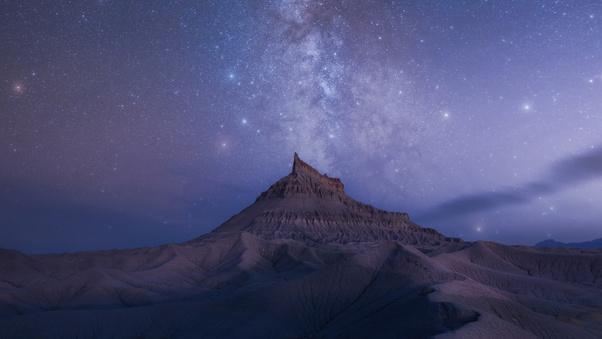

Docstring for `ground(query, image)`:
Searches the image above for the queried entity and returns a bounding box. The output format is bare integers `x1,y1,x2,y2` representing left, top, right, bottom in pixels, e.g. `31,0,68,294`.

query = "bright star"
12,81,25,95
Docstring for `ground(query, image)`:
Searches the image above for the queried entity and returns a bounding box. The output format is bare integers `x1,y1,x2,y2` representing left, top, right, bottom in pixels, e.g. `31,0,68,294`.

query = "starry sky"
2,0,602,254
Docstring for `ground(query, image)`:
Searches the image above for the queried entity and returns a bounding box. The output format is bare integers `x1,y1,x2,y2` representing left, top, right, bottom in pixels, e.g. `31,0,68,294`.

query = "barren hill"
0,154,601,338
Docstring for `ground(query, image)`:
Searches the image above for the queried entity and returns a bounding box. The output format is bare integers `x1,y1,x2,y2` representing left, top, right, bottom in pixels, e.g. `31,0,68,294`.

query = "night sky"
2,1,602,254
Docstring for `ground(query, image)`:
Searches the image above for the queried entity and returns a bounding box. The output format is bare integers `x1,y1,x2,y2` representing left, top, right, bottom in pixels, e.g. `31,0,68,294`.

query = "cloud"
417,188,530,223
0,181,209,254
550,147,602,184
418,146,602,222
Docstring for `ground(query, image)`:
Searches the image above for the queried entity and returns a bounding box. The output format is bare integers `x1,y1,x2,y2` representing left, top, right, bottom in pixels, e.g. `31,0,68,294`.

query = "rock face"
291,152,345,194
0,154,601,338
210,152,456,247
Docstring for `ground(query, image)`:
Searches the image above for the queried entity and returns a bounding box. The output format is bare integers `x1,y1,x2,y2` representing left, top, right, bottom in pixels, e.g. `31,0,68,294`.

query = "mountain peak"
291,152,345,195
210,153,455,247
292,152,319,176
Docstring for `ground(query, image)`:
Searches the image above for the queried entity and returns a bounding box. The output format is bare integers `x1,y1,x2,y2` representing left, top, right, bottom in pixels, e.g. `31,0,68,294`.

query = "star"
11,81,25,95
2,0,602,253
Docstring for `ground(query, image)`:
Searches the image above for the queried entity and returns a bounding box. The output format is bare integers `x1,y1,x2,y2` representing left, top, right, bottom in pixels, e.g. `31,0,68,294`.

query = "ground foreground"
1,154,601,338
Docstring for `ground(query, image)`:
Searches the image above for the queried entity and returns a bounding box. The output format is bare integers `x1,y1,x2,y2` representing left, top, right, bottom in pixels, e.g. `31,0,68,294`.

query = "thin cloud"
550,147,602,184
417,188,530,223
418,146,602,222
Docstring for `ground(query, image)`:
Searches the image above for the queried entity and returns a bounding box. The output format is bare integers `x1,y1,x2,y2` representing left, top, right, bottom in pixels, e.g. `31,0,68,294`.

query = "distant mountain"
535,238,602,249
1,154,601,338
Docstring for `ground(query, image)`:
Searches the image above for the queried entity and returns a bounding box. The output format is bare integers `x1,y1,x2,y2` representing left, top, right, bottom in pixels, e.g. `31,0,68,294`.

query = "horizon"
2,1,602,254
2,152,600,254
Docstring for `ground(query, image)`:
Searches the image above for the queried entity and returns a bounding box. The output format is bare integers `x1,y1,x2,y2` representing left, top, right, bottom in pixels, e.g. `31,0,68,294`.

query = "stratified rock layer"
211,153,456,247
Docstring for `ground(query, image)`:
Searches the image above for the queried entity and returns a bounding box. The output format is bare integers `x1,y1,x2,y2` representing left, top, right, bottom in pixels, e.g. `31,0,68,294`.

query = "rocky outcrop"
260,152,345,199
291,152,345,195
211,153,458,247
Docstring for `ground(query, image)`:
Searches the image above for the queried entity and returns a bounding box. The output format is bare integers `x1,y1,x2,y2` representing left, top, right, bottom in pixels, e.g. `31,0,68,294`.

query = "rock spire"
291,153,345,195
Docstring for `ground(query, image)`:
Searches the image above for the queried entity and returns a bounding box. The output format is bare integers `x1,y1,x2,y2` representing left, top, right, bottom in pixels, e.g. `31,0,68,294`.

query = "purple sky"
2,1,602,253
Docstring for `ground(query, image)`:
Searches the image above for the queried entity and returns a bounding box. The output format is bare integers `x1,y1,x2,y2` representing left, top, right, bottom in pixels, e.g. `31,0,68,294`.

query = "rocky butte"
0,154,601,338
209,153,454,246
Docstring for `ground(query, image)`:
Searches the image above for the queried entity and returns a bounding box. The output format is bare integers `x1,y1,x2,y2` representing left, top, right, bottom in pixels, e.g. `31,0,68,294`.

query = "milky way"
2,1,602,253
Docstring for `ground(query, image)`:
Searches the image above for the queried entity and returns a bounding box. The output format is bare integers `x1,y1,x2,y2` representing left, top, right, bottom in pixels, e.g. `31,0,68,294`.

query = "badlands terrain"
0,154,601,338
